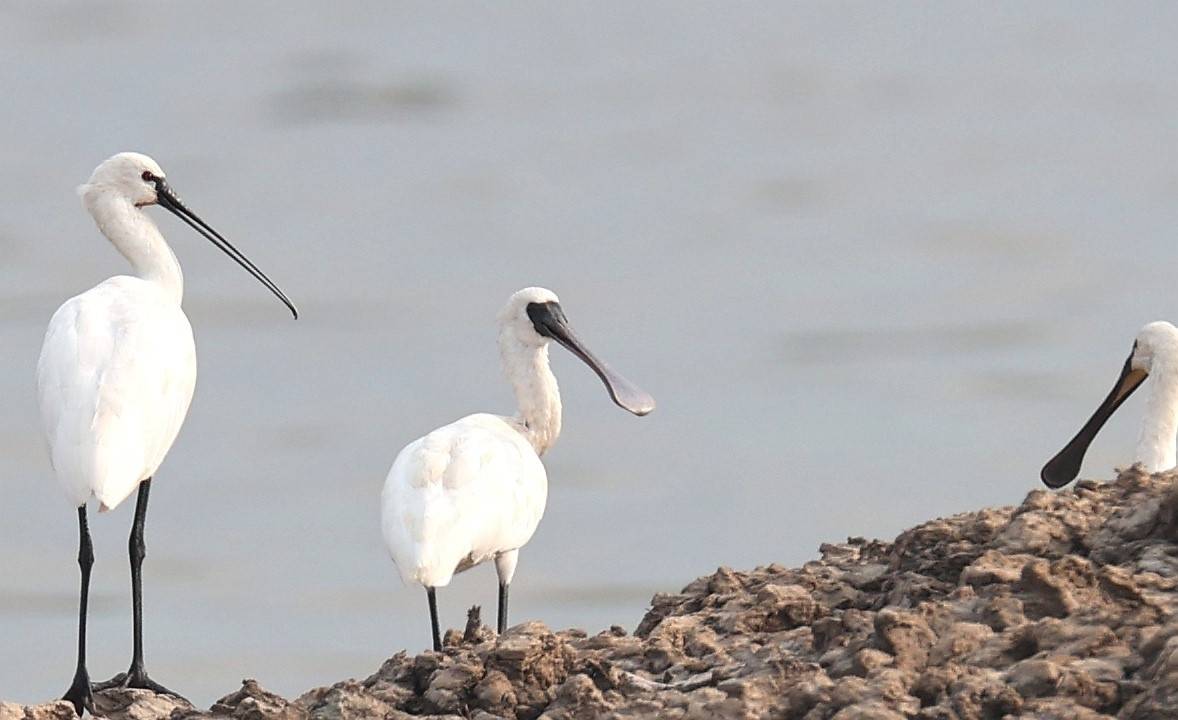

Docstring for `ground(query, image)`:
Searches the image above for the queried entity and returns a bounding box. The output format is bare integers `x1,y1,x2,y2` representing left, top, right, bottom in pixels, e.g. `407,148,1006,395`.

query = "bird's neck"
1136,365,1178,472
85,192,184,304
500,337,562,456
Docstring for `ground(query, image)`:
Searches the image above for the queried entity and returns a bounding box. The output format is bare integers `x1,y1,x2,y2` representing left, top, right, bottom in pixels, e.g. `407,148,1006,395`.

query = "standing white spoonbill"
381,287,654,651
38,152,297,714
1042,321,1178,487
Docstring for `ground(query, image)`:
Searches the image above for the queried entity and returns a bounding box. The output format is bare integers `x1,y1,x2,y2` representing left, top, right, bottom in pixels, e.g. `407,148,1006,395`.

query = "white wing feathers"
37,277,196,510
381,413,547,588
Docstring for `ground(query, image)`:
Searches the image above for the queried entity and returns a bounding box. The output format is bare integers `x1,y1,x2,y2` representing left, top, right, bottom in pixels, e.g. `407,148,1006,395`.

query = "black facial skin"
527,300,570,338
143,171,298,319
527,300,655,416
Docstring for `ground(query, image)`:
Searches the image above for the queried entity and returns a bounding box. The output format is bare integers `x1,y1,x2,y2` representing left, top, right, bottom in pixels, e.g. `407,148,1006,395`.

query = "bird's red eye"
141,170,154,182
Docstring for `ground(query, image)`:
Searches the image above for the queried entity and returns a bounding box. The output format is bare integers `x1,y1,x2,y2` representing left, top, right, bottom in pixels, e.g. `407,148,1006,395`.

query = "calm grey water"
3,1,1178,705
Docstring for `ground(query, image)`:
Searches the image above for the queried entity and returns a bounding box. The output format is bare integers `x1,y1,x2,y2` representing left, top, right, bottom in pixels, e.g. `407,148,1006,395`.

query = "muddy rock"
0,701,76,720
873,608,937,670
12,466,1178,719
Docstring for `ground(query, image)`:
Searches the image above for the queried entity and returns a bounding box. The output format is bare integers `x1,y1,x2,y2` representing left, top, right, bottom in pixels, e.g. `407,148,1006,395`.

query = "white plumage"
38,276,196,511
382,286,654,650
42,152,296,714
383,413,546,589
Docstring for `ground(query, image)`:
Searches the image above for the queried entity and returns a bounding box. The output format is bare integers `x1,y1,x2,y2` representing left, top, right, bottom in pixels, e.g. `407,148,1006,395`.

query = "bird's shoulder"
46,276,190,338
425,413,532,453
392,413,537,491
38,276,195,391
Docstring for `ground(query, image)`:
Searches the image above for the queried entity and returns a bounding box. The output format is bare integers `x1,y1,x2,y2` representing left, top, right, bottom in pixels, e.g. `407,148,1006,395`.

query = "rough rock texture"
10,466,1178,719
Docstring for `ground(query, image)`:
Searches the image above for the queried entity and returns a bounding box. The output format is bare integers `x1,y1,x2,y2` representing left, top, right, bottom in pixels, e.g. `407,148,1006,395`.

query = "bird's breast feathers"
381,413,549,585
37,277,196,507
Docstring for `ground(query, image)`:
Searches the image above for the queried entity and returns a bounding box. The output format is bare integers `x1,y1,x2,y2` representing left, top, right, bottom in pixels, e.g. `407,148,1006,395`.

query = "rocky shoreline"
6,466,1178,719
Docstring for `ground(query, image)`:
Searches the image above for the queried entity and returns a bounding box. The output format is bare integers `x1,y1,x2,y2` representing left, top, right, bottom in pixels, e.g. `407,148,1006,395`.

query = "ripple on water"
780,321,1045,366
0,590,121,617
269,78,457,125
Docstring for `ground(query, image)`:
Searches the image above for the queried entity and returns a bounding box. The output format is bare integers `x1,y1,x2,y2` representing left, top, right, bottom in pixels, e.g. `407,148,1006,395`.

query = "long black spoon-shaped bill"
1041,347,1146,488
527,301,656,416
152,176,298,319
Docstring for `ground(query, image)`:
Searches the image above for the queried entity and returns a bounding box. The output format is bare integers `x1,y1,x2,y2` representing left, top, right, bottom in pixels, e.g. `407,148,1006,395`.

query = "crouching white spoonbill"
1042,321,1178,488
38,152,297,714
381,287,654,651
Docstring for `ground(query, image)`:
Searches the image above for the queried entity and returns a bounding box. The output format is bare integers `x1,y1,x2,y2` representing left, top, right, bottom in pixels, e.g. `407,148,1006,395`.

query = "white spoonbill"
1042,321,1178,488
381,287,654,651
38,152,297,714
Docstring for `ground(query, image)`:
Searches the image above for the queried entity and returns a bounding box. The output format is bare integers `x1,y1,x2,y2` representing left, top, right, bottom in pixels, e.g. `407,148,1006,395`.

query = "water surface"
3,1,1178,704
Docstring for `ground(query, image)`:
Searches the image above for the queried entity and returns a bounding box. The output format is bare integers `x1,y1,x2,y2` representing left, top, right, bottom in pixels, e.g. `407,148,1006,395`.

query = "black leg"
95,479,184,699
427,587,442,651
497,582,509,635
62,506,95,716
127,479,150,682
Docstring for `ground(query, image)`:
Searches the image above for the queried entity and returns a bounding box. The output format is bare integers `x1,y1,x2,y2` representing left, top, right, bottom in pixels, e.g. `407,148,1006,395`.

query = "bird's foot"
62,667,95,717
93,669,186,700
91,672,124,691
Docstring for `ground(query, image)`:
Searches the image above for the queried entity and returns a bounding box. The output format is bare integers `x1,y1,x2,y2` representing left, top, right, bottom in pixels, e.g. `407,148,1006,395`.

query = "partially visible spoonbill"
38,152,297,714
1042,321,1178,488
381,287,655,651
